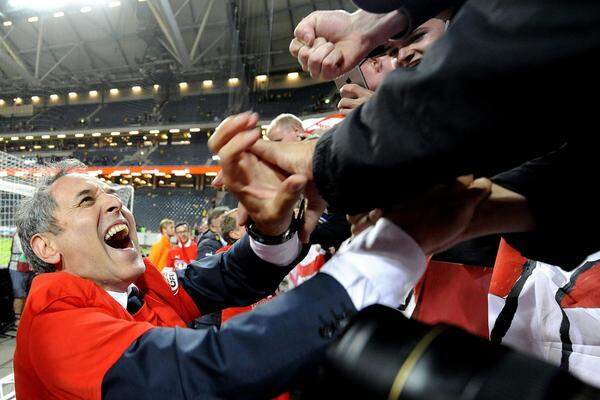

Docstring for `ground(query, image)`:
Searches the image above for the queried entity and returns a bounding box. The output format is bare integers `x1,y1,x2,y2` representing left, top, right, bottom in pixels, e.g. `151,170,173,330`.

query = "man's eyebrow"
75,188,95,199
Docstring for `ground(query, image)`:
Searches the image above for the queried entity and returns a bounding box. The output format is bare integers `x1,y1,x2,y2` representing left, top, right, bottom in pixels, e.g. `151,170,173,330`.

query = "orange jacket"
148,234,172,271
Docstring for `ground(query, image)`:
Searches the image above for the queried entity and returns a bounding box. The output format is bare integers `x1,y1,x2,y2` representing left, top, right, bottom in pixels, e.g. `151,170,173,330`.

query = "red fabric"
14,258,200,400
412,260,493,339
489,239,528,298
166,240,198,269
215,244,232,254
560,260,600,308
296,253,326,279
17,261,31,273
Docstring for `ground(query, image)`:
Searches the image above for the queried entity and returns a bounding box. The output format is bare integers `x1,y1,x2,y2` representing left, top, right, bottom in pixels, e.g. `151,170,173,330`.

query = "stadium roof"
0,0,356,95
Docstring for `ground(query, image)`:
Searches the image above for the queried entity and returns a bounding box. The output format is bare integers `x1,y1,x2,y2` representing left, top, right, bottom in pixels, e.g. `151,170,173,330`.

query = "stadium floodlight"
109,88,119,95
89,90,98,97
110,142,117,146
57,134,66,138
129,130,139,135
75,133,84,138
131,86,142,93
179,82,188,89
169,128,180,133
92,132,101,137
109,1,120,7
111,131,120,136
53,11,64,17
33,145,41,149
19,146,26,150
149,129,159,134
190,128,200,132
126,142,132,146
77,143,85,148
0,99,5,106
3,21,12,27
25,136,34,140
41,135,50,139
48,144,55,149
255,75,267,83
68,92,77,98
287,72,300,80
202,80,213,88
10,137,18,141
27,16,38,22
228,77,240,86
31,95,40,102
50,94,59,101
153,84,160,90
324,98,331,104
13,97,22,104
80,6,92,13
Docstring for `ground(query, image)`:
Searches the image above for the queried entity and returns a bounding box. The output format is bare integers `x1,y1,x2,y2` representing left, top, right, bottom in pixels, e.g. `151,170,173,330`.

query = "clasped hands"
208,111,493,256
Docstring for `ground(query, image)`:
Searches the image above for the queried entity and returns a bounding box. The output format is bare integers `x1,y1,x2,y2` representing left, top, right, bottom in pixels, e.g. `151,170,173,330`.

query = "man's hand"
290,10,407,80
249,139,324,242
208,112,306,236
338,84,375,115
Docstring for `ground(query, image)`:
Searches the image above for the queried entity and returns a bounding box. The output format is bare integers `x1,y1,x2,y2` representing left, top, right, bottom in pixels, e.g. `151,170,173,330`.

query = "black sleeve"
181,234,309,315
313,0,600,215
493,143,599,269
102,273,356,400
309,212,351,250
196,237,222,259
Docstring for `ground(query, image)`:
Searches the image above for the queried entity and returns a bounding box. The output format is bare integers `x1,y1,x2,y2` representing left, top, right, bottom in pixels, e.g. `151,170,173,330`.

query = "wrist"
354,10,408,50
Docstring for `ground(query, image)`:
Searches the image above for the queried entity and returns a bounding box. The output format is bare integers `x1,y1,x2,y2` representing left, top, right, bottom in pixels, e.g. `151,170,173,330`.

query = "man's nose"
103,193,123,214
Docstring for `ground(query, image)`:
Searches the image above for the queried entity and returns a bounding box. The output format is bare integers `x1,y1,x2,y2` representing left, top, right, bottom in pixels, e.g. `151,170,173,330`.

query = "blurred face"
392,18,446,69
268,124,305,142
163,222,175,237
359,55,395,91
225,210,246,242
175,224,190,243
46,174,144,292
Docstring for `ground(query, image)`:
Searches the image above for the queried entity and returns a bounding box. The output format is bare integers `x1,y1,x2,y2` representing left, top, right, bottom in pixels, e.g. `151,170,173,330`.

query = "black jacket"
197,230,224,259
313,0,600,266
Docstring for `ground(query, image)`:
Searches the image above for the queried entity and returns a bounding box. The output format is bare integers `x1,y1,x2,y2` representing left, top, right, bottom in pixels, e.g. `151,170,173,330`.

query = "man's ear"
31,234,61,266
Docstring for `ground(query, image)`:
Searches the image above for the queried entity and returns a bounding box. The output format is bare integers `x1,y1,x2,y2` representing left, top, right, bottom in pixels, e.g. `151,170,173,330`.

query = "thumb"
272,175,307,217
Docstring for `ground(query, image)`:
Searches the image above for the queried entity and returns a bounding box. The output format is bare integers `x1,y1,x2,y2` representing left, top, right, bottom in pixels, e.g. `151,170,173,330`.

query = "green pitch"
0,236,12,267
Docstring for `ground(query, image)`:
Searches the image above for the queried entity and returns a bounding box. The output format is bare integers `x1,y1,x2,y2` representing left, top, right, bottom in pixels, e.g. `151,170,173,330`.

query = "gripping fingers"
218,128,262,168
308,41,335,78
209,112,259,153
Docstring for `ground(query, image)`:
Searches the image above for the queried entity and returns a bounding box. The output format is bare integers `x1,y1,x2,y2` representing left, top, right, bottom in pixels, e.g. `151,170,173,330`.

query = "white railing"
0,373,15,400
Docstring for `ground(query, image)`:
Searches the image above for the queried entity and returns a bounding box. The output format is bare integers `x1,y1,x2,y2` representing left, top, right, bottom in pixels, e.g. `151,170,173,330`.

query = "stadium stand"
146,142,211,166
161,94,229,124
25,103,100,131
133,187,217,231
73,147,139,166
91,99,159,128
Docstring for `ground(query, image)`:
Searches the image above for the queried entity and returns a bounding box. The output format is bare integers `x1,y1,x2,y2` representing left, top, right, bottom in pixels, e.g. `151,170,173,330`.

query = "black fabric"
196,230,223,260
126,286,143,315
313,0,600,263
433,235,500,267
309,211,351,251
489,260,536,345
102,273,356,400
0,269,15,333
182,234,309,315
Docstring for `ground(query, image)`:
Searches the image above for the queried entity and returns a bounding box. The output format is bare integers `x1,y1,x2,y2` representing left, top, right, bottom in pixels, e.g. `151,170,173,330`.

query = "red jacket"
166,239,198,269
14,258,200,400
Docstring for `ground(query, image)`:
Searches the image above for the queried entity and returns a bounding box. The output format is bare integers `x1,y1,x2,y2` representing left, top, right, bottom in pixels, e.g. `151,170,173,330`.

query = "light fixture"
33,145,41,150
53,11,64,18
57,134,66,138
131,86,141,93
0,99,5,106
255,74,267,83
109,1,121,7
179,82,188,89
169,128,180,133
111,131,120,136
324,98,331,104
19,146,26,150
14,97,22,104
190,127,200,132
129,130,139,135
126,142,132,146
287,72,300,80
110,142,117,146
80,6,92,13
92,132,101,137
41,135,50,139
3,21,12,27
68,92,77,98
75,133,84,138
89,90,98,97
31,95,40,102
109,88,119,95
149,129,159,134
153,84,160,90
202,80,213,88
48,144,55,149
78,143,86,148
27,16,39,23
11,137,19,141
25,136,34,140
228,77,240,86
50,94,59,101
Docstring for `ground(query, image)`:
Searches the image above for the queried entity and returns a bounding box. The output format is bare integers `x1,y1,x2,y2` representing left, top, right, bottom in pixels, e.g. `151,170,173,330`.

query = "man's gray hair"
265,113,303,139
16,159,86,274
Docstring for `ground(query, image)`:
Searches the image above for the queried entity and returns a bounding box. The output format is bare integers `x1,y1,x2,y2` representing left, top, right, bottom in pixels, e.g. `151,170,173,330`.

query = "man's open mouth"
104,223,133,250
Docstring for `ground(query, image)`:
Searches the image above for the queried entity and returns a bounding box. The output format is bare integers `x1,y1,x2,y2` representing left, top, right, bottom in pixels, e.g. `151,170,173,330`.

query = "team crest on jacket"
161,267,179,293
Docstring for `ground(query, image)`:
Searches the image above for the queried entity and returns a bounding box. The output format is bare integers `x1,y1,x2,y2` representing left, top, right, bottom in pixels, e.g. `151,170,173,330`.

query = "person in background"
148,218,174,271
197,207,229,259
217,210,246,253
8,233,30,320
265,113,306,142
165,222,198,270
338,13,450,115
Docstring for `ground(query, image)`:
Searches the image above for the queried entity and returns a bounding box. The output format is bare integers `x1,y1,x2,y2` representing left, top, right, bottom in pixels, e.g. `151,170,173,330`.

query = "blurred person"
197,206,229,259
218,210,246,251
148,218,174,271
165,222,198,270
266,113,306,142
8,233,30,319
13,158,491,399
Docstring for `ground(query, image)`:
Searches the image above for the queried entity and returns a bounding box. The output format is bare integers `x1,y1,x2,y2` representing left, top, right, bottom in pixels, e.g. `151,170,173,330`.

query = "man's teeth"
104,224,129,241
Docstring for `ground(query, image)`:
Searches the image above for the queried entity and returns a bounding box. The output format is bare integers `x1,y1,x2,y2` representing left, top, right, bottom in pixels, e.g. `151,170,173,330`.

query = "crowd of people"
7,0,600,398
